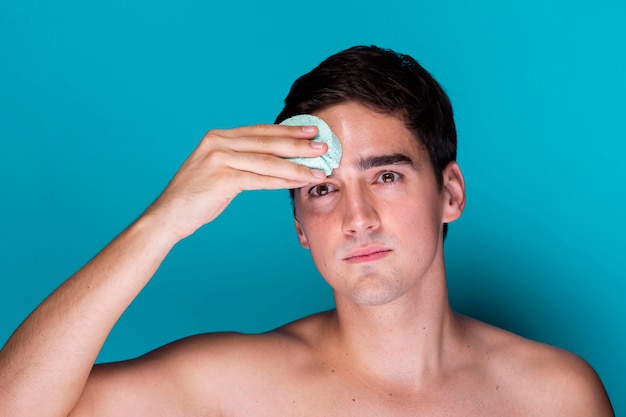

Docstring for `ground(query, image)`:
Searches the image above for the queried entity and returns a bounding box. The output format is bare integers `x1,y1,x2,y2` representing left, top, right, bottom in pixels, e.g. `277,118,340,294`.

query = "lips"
343,246,392,263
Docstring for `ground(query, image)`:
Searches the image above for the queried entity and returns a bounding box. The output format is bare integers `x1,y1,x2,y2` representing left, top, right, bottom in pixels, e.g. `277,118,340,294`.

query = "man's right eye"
309,183,336,197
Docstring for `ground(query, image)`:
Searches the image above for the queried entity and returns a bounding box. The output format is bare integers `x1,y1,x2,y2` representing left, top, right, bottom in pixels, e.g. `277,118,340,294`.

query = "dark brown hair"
276,45,457,188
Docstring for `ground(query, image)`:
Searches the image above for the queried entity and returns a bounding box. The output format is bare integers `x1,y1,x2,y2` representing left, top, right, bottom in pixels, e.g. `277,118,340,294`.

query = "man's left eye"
378,171,400,183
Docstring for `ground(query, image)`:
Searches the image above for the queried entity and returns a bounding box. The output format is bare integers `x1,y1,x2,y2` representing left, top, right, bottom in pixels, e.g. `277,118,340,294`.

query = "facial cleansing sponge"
280,114,342,176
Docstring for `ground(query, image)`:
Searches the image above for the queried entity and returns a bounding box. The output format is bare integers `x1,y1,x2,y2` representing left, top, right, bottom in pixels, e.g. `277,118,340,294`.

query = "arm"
0,124,326,417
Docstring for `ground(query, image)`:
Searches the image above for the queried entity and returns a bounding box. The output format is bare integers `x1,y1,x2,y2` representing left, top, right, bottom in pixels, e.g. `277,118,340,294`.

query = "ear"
294,216,310,249
441,161,466,223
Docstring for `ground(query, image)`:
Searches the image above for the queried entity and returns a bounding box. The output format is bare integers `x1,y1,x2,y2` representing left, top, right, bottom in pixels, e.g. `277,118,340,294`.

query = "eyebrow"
354,153,416,171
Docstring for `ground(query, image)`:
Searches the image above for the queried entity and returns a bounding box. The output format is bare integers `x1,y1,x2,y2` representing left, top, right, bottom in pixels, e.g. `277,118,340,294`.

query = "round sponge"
280,114,342,175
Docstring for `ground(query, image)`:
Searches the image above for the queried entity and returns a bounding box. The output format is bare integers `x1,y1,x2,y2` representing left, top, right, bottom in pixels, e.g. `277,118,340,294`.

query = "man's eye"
378,171,400,183
309,183,335,197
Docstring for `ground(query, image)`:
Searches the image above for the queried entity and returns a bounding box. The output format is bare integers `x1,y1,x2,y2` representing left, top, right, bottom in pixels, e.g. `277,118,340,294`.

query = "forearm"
0,212,178,417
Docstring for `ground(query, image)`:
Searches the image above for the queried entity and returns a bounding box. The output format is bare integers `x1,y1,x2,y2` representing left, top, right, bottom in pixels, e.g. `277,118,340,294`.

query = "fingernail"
310,141,325,149
302,126,317,134
311,169,326,179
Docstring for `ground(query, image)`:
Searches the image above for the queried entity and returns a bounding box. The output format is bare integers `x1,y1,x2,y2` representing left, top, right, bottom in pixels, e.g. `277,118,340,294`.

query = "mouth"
343,246,392,264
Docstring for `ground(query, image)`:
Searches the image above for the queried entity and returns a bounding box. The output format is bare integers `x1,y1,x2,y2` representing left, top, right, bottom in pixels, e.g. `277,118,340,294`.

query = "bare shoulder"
161,311,330,414
146,309,329,380
167,309,329,359
462,316,614,416
73,312,330,416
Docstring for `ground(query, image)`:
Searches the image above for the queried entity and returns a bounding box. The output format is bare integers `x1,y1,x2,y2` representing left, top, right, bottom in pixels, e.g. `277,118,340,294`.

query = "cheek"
296,212,332,254
298,216,339,265
304,233,338,285
302,219,332,254
392,198,442,240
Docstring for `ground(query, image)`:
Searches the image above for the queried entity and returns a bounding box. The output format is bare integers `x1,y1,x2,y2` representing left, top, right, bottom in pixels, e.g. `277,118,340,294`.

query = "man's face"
293,102,464,307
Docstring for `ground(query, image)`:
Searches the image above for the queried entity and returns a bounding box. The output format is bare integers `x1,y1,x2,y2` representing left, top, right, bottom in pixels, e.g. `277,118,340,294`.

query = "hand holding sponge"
280,114,342,176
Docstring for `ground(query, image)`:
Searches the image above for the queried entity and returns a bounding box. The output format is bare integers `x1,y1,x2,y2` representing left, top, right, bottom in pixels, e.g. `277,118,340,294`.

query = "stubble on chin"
337,266,407,307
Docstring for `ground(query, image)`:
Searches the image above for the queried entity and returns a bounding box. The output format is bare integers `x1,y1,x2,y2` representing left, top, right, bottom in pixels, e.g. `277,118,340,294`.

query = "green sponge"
280,114,342,175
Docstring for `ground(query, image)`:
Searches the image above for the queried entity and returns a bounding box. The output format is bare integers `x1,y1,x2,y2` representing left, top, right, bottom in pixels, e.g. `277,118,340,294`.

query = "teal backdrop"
1,0,624,411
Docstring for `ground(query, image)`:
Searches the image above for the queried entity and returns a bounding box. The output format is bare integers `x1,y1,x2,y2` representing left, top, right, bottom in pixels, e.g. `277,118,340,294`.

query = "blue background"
1,0,624,411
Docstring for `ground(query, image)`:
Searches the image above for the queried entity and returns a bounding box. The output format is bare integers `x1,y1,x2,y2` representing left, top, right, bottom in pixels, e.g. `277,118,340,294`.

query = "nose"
341,185,380,236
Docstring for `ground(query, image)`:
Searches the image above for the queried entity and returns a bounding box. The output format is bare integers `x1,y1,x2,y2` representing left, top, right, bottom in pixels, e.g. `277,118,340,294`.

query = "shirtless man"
0,45,614,416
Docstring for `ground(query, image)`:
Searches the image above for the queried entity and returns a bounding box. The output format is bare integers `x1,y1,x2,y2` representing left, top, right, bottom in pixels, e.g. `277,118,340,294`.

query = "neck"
327,263,465,389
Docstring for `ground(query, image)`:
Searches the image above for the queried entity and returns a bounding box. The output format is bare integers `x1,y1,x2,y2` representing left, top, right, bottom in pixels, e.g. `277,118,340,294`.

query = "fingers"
194,123,329,186
205,124,327,158
210,148,325,189
228,170,313,193
215,123,318,139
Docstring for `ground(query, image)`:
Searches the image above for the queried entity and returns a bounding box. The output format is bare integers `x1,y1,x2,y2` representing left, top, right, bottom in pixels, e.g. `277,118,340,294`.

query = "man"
0,45,614,416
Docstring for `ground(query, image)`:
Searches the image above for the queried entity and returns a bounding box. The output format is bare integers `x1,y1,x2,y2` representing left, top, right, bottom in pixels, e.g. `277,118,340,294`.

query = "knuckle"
248,124,272,137
200,130,229,151
252,152,274,165
298,164,315,177
200,131,222,148
297,138,313,150
204,148,229,165
203,129,223,141
257,135,273,148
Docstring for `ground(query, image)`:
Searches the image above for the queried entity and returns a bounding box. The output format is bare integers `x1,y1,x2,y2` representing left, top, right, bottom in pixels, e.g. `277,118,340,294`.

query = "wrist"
130,208,186,251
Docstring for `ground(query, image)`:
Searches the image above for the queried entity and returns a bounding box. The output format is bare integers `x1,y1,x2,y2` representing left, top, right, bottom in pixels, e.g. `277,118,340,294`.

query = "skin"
0,102,614,417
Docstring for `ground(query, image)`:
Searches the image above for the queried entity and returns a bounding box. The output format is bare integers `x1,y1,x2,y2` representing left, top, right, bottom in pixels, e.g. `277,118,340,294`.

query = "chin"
342,278,406,307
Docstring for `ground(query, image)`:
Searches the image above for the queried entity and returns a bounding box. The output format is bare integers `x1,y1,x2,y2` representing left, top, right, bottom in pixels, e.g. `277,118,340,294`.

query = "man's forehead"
314,101,426,172
332,134,425,169
326,152,421,180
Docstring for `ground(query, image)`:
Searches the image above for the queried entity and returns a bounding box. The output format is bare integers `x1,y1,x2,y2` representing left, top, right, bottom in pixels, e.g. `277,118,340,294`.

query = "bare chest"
216,368,525,417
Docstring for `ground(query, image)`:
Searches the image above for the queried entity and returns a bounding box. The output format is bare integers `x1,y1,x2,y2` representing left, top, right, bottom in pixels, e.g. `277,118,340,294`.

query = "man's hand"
145,124,327,241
